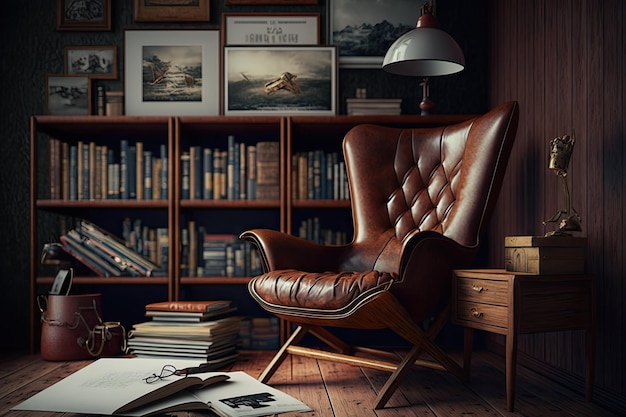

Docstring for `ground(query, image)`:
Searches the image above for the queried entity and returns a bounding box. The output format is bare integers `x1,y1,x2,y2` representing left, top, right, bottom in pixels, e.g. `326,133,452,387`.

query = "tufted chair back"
341,101,518,275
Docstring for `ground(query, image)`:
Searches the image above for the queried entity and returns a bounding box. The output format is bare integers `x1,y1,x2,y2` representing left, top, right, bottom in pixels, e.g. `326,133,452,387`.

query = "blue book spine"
82,142,90,200
120,140,129,200
181,152,190,200
128,145,136,199
227,135,235,200
160,144,168,200
233,140,241,200
203,147,213,199
143,151,152,200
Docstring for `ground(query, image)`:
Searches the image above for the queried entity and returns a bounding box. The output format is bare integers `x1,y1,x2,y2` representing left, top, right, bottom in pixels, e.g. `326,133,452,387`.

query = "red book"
145,300,231,313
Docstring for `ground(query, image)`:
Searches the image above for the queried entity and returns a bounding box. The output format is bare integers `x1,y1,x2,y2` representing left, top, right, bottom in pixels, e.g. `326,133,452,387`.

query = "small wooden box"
504,236,586,275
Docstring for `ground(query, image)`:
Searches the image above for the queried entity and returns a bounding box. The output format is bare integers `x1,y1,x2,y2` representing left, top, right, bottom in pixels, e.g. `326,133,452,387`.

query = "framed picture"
124,30,220,116
329,0,416,68
56,0,111,31
224,46,336,116
133,0,210,22
64,46,117,79
46,74,91,115
222,13,320,46
225,1,317,4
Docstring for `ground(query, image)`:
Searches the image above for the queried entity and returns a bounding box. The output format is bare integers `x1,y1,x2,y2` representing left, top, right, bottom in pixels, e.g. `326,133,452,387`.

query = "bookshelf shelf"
30,113,473,352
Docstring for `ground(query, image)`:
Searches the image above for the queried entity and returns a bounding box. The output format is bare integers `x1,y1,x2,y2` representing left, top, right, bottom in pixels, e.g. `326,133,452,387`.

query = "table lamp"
382,1,465,115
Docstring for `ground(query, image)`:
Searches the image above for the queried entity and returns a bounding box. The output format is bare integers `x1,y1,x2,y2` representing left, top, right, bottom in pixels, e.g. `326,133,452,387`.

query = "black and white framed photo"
222,12,320,46
224,46,336,116
124,30,220,116
56,0,111,31
329,0,415,68
46,74,91,115
64,46,117,79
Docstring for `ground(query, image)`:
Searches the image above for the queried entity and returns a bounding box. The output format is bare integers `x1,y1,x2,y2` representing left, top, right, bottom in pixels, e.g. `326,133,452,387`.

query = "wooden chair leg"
374,343,423,408
259,325,307,383
308,326,354,355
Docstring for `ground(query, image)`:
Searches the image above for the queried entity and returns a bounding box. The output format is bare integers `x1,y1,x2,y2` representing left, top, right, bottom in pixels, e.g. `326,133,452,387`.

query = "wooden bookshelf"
29,114,473,352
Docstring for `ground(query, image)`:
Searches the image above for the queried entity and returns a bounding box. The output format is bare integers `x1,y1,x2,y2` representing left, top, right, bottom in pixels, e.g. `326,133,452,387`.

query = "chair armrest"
240,229,351,273
394,230,477,321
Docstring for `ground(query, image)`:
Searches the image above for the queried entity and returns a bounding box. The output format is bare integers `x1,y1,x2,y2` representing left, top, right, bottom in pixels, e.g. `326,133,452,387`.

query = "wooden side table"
451,269,595,411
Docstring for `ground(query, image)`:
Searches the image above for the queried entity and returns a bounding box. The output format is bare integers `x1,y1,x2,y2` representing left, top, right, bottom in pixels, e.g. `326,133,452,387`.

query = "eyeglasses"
142,363,213,383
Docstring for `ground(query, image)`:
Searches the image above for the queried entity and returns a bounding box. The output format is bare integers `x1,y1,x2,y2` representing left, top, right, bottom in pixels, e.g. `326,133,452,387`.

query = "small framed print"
329,0,415,68
133,0,210,22
124,29,220,116
224,46,337,116
225,0,318,4
56,0,111,31
222,12,320,46
64,46,117,79
46,74,91,115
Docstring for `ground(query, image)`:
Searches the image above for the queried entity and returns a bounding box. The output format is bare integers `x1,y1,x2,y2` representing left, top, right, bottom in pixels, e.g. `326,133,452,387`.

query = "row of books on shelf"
181,221,264,278
296,217,349,245
291,150,350,200
47,136,351,202
53,216,349,278
182,137,279,201
48,138,170,201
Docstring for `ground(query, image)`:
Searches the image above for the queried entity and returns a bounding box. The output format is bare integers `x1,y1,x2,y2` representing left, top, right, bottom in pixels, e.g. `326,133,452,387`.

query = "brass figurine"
543,131,582,237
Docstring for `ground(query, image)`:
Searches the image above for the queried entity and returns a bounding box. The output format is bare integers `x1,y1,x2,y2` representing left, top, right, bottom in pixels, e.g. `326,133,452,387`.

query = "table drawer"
455,301,508,329
456,278,509,305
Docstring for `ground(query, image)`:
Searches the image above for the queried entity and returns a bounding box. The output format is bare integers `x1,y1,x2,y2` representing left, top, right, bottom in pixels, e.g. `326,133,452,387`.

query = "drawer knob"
470,308,483,318
471,284,484,292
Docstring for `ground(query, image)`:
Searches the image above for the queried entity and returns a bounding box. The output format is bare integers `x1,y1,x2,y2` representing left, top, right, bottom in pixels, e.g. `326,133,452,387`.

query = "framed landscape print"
64,46,117,79
56,0,111,31
222,12,320,46
329,0,415,68
124,30,220,116
46,74,91,115
224,46,336,116
133,0,210,22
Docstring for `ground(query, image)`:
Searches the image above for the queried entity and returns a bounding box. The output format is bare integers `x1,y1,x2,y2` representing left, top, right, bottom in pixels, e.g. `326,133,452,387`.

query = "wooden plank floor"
0,350,618,417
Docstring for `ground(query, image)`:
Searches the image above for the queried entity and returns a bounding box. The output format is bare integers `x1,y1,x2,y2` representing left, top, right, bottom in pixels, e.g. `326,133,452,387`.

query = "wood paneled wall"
486,0,625,409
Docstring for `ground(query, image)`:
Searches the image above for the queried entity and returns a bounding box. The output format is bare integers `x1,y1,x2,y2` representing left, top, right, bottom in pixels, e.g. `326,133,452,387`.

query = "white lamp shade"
382,27,465,76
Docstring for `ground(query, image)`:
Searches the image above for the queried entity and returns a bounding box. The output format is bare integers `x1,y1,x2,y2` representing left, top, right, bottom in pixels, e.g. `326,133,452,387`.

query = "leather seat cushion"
249,269,398,312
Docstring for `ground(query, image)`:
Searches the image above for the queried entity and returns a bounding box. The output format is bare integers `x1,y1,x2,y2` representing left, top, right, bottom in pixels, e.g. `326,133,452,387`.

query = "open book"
13,357,312,417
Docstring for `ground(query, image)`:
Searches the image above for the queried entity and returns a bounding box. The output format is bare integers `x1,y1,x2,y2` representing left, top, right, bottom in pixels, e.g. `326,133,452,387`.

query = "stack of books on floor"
346,98,402,115
127,300,240,370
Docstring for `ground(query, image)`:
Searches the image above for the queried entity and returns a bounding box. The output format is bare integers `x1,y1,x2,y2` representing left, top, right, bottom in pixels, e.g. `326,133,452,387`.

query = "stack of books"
346,98,402,115
127,300,241,370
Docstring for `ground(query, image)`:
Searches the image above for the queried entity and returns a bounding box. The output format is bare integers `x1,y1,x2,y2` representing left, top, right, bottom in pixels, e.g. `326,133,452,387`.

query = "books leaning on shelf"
58,219,164,277
127,300,241,367
346,98,402,115
12,357,312,417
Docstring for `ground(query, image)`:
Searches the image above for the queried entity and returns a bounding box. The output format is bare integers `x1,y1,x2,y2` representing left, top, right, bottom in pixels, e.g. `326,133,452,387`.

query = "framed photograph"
224,46,336,116
64,46,117,79
46,74,91,115
225,1,317,4
329,0,415,68
124,30,220,116
56,0,111,31
133,0,210,22
222,13,320,46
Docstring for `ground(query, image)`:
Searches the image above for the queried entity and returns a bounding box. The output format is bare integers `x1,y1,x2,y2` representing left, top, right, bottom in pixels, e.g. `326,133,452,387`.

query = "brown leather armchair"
240,101,519,408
